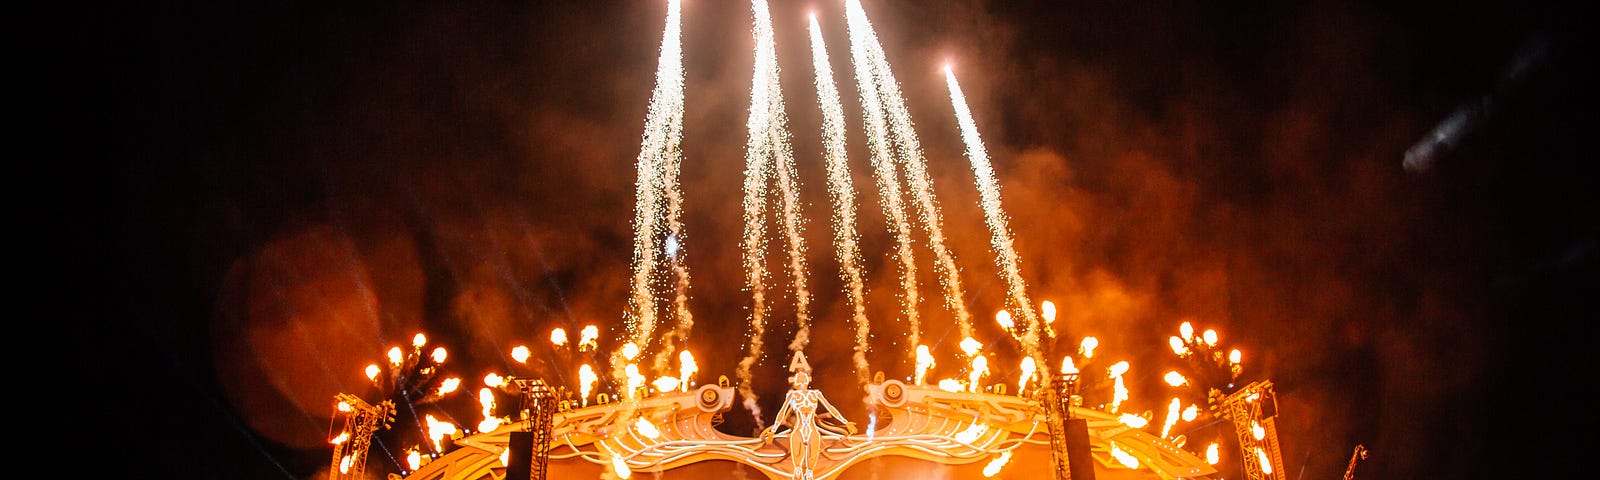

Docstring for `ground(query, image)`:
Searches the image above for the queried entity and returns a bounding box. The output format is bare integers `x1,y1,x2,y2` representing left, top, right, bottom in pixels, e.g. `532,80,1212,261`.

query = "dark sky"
83,0,1594,479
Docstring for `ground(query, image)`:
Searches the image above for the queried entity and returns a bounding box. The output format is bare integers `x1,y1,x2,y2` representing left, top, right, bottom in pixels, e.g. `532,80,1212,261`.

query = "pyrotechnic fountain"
333,1,1294,479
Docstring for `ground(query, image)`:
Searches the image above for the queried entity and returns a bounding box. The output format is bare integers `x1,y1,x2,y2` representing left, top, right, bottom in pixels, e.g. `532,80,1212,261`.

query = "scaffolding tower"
1215,381,1285,480
328,393,396,480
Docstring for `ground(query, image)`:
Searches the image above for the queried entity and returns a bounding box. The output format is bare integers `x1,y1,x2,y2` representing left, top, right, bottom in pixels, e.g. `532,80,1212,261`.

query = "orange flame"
511,345,530,363
550,327,568,347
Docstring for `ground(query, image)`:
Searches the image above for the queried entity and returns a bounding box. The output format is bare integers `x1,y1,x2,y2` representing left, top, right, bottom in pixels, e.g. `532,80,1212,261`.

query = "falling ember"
431,347,447,364
1206,443,1220,465
652,376,680,393
1110,442,1141,469
413,333,427,348
388,346,404,366
1230,349,1242,364
635,417,662,439
938,379,963,392
915,345,935,385
1252,420,1266,440
1164,371,1188,387
330,432,350,445
1169,336,1190,356
578,364,598,406
1161,397,1181,438
477,388,502,433
1118,413,1150,429
1081,337,1099,358
945,65,1047,376
1256,447,1274,474
1180,322,1194,342
969,354,990,392
678,350,698,391
960,336,983,357
1203,329,1219,346
579,325,599,352
438,377,461,395
1017,356,1037,393
511,346,530,364
550,328,568,347
981,451,1013,477
955,423,988,444
1182,403,1198,422
808,12,874,388
365,364,380,381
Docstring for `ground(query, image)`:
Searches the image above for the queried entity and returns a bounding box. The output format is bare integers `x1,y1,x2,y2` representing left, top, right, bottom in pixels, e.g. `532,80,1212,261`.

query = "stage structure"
360,1,1288,479
328,393,395,480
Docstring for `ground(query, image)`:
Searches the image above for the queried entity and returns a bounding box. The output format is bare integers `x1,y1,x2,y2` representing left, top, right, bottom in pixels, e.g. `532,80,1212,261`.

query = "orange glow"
412,333,427,348
938,378,963,392
388,346,404,366
1118,413,1149,428
1017,356,1037,393
1080,337,1099,358
995,309,1014,331
330,432,349,444
550,327,568,346
511,345,530,363
1252,420,1266,440
1040,300,1057,324
1108,360,1130,377
425,414,457,453
364,364,380,381
1161,397,1181,438
955,422,988,444
339,455,352,474
1257,447,1274,474
430,347,447,364
1061,356,1079,374
652,376,680,393
337,400,353,412
1169,336,1190,356
408,448,422,471
477,388,502,433
969,355,990,392
621,342,641,361
1179,322,1194,342
1182,403,1198,422
1202,329,1218,345
625,363,645,398
1229,349,1242,364
1206,443,1220,465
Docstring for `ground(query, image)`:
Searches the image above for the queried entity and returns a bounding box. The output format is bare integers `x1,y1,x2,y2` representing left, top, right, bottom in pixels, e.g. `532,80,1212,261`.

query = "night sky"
83,0,1594,478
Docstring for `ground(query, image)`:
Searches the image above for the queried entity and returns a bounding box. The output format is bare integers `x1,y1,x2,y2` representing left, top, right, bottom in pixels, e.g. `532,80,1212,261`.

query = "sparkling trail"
735,0,787,422
944,65,1048,377
620,0,686,390
845,0,921,356
809,13,873,387
847,0,976,343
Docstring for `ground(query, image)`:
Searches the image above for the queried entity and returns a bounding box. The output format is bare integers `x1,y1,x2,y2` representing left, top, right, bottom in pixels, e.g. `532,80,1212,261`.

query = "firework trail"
809,13,873,388
944,66,1047,374
736,0,816,423
844,0,921,356
619,0,686,391
847,0,977,350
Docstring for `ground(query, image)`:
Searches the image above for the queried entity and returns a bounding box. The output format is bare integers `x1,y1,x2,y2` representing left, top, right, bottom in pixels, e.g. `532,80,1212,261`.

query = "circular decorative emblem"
696,384,723,412
879,379,907,408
